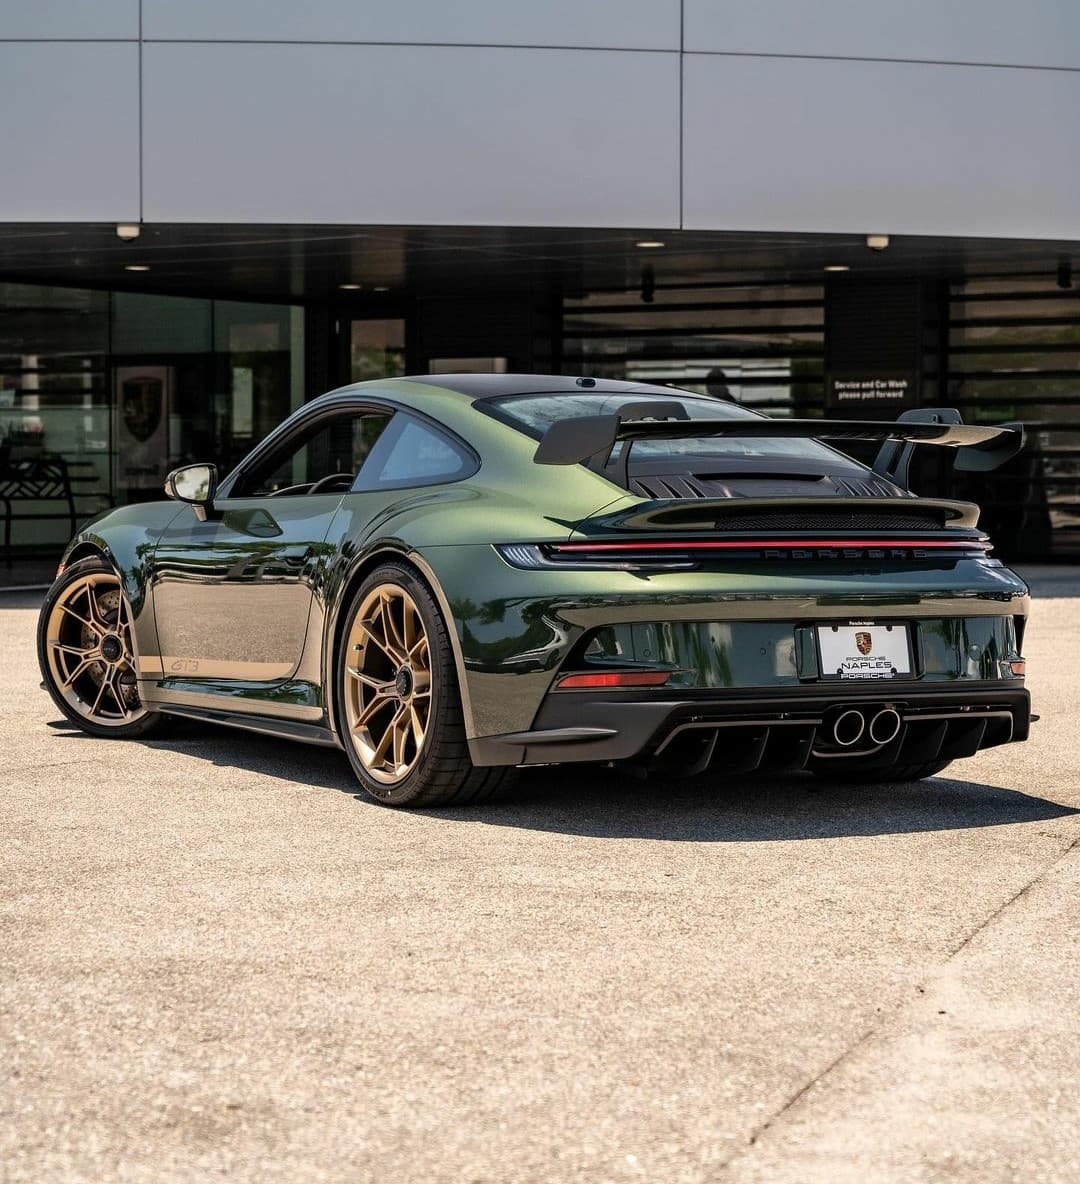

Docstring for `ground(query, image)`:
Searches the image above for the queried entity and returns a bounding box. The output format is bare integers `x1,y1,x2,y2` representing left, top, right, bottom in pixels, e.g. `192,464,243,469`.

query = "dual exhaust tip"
831,706,902,749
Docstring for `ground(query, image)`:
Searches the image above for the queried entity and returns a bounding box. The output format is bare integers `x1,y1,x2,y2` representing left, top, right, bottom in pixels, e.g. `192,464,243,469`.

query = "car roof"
326,373,703,402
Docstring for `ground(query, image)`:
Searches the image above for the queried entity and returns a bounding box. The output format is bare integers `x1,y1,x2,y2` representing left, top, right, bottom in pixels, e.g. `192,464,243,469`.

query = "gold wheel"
343,583,432,786
43,571,147,728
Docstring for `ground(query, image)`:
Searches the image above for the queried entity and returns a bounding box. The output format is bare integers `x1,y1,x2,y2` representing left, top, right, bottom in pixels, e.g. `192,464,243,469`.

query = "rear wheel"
337,564,512,807
37,556,164,738
809,759,952,784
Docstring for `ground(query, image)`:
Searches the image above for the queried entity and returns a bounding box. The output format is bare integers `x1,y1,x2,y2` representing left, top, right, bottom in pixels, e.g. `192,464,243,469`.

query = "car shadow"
47,717,1079,843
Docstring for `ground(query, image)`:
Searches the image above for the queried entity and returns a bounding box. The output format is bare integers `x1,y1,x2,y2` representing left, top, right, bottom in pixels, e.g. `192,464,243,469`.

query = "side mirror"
164,462,218,521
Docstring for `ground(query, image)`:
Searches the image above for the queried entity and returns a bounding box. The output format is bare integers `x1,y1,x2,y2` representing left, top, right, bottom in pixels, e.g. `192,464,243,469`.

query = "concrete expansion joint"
711,831,1080,1177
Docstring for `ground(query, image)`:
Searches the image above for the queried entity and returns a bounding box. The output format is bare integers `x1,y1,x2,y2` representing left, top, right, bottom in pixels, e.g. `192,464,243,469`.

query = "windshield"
483,390,846,464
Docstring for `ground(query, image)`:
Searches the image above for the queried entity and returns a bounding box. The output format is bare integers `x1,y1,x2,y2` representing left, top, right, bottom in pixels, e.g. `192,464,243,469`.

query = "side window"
236,411,391,496
355,414,477,491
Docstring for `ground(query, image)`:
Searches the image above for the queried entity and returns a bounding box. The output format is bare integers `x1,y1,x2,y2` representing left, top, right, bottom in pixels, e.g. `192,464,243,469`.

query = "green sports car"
38,374,1031,806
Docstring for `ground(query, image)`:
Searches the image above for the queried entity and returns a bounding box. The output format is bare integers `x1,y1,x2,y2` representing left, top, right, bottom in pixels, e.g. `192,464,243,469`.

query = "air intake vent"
629,475,711,499
835,475,908,498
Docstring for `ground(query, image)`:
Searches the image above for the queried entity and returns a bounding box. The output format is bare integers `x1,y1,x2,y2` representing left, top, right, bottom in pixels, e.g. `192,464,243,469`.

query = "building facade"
1,1,1078,556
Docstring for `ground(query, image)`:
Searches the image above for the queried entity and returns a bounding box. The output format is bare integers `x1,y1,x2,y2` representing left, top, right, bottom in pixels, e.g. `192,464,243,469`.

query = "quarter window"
355,414,476,490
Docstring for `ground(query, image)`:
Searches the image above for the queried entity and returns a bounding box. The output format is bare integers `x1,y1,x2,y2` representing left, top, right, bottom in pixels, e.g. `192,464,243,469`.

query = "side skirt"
157,704,341,748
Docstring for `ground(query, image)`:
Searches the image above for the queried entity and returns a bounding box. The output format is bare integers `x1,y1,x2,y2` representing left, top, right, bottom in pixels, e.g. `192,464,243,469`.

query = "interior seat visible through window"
234,411,392,497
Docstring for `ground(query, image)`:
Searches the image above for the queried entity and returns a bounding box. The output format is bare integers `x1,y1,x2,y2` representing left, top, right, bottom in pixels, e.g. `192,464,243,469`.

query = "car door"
150,406,391,683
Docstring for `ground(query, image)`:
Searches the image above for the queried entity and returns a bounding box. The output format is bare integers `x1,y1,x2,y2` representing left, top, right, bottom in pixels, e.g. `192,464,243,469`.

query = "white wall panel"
143,0,680,51
0,43,138,221
683,55,1080,240
143,43,680,227
0,0,138,40
685,0,1080,70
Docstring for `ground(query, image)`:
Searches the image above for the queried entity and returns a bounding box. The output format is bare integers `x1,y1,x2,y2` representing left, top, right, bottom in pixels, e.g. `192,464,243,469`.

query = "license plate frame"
816,621,913,681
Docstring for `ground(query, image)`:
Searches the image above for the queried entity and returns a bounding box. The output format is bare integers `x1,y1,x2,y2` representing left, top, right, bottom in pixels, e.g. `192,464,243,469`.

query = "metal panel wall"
682,55,1080,239
142,0,681,50
0,0,138,40
0,1,1078,240
0,42,139,221
684,0,1080,70
142,43,681,227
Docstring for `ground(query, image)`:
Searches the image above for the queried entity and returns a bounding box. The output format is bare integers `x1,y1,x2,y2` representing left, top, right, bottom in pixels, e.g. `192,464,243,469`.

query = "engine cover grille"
710,508,946,532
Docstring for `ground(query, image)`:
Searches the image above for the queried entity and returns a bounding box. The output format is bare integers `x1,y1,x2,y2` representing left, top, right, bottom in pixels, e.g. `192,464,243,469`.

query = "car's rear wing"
532,402,1024,482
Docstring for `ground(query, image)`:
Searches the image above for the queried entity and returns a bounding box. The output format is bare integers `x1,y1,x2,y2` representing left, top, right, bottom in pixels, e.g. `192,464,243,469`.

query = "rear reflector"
1009,659,1026,676
556,670,672,690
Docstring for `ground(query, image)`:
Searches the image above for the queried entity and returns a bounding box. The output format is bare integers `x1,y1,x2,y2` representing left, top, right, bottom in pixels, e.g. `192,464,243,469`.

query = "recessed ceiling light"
338,282,361,290
824,264,850,272
124,264,150,272
373,285,389,292
115,223,140,241
635,240,665,249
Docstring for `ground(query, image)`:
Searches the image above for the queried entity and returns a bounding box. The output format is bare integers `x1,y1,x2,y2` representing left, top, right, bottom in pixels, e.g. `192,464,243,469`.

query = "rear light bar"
495,536,989,572
551,538,988,554
556,670,672,690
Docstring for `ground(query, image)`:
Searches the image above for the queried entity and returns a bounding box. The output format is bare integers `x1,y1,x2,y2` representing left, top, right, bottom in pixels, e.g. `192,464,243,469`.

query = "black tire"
809,759,953,784
336,563,513,807
37,555,165,739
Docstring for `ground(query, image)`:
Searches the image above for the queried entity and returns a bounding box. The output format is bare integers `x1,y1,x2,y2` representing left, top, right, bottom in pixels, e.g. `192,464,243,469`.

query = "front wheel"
337,564,512,807
809,759,953,784
37,556,164,738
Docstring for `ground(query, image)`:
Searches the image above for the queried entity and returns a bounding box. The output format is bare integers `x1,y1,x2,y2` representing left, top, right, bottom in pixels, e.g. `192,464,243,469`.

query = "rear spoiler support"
871,407,1024,483
532,406,1024,486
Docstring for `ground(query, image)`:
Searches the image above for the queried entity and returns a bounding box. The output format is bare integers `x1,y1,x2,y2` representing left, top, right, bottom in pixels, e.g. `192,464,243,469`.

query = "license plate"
817,622,912,680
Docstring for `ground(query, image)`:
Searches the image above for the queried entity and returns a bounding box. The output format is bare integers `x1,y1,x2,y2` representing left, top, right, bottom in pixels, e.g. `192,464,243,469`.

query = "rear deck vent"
835,475,908,498
629,475,711,499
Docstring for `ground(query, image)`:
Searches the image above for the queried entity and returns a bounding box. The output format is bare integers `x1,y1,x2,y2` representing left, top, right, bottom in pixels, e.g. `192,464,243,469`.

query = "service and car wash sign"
828,372,913,409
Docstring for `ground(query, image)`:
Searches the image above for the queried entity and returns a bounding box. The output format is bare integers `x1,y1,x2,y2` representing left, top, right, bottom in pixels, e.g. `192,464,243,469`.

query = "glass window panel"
0,283,110,547
111,292,212,354
485,390,843,463
359,415,474,488
240,412,391,496
351,319,405,382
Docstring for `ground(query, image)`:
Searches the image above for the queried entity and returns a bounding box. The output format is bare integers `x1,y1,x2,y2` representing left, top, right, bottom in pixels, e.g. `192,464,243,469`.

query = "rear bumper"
470,682,1030,770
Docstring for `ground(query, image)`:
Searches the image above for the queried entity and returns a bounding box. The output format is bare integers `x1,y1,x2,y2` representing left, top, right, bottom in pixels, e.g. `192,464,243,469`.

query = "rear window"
482,391,845,464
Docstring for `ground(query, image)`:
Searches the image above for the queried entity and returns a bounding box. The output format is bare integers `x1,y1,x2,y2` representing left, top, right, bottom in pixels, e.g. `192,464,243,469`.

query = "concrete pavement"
2,578,1078,1183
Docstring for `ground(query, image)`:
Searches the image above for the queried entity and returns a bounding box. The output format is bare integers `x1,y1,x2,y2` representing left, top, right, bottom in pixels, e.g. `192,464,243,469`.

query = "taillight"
556,670,672,690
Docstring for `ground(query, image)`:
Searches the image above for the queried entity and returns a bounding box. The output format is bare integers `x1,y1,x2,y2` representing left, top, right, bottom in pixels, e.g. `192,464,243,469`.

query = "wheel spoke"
371,703,407,765
392,713,409,768
347,668,396,695
402,602,421,654
85,586,110,631
380,592,408,661
409,705,425,747
57,601,96,633
51,640,96,659
90,673,111,716
353,693,394,730
60,655,97,689
354,616,400,666
101,671,126,717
